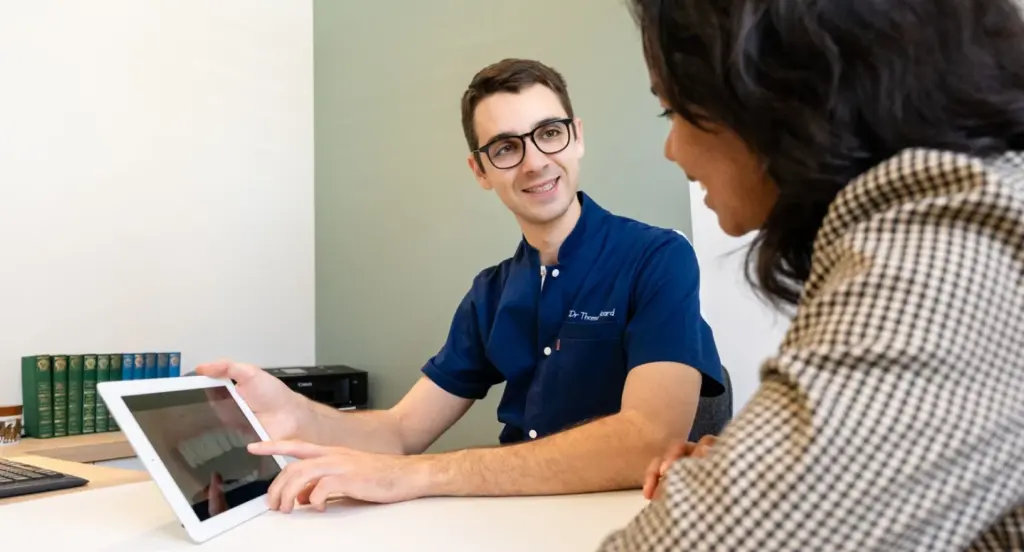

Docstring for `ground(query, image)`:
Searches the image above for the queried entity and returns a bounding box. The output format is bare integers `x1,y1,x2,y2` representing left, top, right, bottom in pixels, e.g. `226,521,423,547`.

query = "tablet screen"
122,386,281,521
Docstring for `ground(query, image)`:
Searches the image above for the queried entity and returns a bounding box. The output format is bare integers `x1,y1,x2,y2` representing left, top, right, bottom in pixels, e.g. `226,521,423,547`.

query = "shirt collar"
519,191,608,265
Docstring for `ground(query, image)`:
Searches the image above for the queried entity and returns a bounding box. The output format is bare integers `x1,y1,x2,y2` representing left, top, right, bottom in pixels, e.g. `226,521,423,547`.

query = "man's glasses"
474,118,574,170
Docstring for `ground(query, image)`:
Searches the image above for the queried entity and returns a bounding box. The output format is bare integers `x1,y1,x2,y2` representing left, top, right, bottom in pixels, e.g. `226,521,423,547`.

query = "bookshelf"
0,431,134,463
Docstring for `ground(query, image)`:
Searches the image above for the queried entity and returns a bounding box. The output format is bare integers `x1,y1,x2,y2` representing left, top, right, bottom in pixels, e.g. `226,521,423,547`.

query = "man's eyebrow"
481,116,566,146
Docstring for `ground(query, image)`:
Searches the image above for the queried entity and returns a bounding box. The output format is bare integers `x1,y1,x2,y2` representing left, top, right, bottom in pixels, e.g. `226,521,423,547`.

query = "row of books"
20,352,181,439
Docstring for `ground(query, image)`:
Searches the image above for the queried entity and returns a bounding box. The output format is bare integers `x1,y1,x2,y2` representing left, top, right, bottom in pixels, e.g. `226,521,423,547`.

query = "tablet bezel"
98,375,287,544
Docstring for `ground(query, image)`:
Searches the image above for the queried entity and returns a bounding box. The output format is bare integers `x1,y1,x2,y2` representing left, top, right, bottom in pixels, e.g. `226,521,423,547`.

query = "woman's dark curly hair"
629,0,1024,308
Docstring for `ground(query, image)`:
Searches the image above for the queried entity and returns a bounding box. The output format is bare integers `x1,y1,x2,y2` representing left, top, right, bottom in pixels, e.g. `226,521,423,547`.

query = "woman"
600,0,1024,550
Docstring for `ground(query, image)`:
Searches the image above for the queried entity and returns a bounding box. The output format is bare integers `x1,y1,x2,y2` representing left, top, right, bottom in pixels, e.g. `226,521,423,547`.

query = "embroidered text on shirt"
568,309,616,322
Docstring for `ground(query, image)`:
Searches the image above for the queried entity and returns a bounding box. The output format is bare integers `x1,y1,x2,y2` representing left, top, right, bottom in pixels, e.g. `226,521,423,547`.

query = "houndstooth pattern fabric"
597,148,1024,551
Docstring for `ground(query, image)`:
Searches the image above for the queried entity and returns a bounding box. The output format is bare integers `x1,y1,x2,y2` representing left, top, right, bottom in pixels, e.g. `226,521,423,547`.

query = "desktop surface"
1,478,647,551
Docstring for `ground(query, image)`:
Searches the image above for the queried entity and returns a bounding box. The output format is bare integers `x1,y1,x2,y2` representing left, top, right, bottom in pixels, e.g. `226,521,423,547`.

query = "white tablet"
98,375,286,544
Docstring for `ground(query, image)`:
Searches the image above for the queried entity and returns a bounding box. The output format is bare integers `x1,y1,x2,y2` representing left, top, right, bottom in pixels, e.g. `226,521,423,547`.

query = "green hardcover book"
20,355,53,438
108,354,122,431
82,354,98,434
51,355,68,437
95,354,110,432
68,355,83,435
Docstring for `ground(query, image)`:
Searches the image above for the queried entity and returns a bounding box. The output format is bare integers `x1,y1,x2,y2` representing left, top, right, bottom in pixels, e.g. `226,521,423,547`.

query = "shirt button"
529,429,538,439
543,346,552,356
551,269,560,278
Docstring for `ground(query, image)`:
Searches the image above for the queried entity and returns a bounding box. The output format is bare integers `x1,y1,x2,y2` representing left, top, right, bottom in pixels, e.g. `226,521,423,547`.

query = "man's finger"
194,360,232,378
296,482,315,505
266,460,298,511
196,360,259,382
249,439,325,459
308,476,343,511
222,361,260,382
266,460,293,510
276,463,334,513
264,453,328,511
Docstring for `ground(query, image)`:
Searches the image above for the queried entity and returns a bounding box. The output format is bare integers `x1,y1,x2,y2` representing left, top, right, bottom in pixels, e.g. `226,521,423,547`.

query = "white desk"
0,478,647,550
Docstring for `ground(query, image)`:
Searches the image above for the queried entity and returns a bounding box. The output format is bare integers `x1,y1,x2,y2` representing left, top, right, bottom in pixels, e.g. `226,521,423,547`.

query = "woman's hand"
642,435,717,500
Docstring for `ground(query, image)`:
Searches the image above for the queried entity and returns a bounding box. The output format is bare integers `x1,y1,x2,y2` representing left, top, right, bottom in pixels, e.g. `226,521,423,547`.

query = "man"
196,58,724,512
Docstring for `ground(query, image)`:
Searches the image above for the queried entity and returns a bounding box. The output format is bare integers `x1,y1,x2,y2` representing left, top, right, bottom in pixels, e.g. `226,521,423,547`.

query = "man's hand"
194,361,469,455
195,360,305,441
249,440,429,511
642,435,717,500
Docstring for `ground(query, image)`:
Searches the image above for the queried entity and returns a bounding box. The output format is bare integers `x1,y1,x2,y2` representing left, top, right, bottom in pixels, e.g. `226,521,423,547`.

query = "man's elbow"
620,361,704,447
618,407,692,457
381,408,420,455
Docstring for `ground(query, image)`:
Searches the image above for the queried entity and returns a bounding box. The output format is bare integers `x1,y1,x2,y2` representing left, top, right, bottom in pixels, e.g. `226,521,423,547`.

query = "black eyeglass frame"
472,117,575,170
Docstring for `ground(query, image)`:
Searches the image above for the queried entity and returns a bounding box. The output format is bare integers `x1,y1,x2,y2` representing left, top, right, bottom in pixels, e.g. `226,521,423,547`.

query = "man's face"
468,84,585,226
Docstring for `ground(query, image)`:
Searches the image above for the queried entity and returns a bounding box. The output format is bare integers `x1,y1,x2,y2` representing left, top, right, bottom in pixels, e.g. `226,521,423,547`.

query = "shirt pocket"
551,321,627,423
558,320,622,342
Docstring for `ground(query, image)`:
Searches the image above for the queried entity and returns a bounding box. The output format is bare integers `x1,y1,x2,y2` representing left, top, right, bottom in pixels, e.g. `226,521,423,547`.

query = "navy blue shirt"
422,192,723,444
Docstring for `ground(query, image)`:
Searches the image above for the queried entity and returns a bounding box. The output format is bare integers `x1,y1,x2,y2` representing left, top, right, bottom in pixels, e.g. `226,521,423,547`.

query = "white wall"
689,187,790,412
0,1,316,408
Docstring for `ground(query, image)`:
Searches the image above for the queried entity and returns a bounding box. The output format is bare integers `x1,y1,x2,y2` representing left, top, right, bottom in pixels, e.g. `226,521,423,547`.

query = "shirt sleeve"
624,231,724,393
595,151,1024,551
420,279,504,400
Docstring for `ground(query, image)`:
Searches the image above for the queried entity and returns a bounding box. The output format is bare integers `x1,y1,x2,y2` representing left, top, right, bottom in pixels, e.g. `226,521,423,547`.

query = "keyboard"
0,457,89,500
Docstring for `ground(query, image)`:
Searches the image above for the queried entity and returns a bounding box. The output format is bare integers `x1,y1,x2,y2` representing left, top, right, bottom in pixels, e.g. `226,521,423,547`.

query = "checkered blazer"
598,148,1024,551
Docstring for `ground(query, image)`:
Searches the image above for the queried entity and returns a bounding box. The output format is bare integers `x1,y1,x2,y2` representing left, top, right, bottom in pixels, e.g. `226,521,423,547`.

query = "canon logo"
297,381,312,387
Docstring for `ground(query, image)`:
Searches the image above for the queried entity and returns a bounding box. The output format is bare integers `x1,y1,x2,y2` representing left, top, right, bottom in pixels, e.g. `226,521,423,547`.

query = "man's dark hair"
629,0,1024,308
460,58,575,158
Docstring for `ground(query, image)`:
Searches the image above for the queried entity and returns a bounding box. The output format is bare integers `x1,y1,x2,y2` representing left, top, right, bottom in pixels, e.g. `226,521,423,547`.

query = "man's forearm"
295,398,406,455
420,410,668,496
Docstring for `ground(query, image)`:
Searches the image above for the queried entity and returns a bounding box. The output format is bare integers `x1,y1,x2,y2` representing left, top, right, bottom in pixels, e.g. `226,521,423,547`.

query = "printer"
264,364,368,410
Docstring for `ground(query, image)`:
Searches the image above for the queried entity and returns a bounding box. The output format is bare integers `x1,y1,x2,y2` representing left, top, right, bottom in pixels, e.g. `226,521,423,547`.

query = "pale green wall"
314,0,693,452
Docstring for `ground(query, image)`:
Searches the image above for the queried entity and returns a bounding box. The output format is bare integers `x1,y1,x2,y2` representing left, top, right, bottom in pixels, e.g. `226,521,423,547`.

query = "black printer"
264,364,368,410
